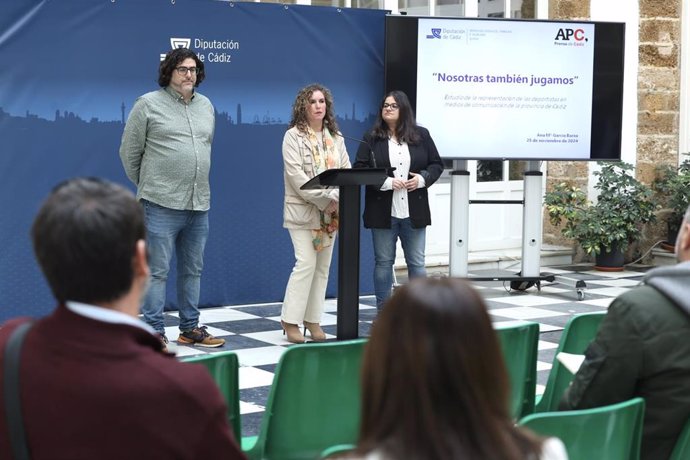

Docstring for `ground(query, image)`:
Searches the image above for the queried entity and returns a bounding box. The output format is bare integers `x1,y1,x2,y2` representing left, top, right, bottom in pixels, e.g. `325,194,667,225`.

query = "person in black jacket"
560,205,690,460
353,90,443,310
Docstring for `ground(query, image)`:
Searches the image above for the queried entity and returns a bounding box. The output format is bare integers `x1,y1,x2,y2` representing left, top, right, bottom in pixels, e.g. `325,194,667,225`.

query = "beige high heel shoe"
303,321,326,342
281,320,305,344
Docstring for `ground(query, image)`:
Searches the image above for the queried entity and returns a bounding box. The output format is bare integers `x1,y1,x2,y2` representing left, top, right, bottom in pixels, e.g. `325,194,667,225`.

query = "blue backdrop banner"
0,0,385,320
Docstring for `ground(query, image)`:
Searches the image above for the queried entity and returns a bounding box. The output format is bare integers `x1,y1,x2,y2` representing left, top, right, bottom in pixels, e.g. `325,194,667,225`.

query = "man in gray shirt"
119,48,224,350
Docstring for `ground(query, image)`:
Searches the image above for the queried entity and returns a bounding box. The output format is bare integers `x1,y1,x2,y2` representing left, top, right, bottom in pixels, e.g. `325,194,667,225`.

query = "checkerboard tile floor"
165,264,650,437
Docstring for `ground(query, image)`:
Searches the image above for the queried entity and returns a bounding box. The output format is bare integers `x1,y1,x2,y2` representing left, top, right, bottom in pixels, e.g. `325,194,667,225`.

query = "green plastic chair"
670,417,690,460
535,312,606,413
519,397,645,460
318,444,357,459
243,339,367,460
495,321,539,419
182,351,241,441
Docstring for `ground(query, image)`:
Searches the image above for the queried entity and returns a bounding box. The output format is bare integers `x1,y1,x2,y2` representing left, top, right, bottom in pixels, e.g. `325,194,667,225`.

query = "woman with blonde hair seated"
351,277,567,460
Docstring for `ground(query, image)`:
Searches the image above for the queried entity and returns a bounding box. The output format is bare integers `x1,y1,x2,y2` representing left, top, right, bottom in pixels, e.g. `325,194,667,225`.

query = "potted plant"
653,156,690,249
544,162,656,270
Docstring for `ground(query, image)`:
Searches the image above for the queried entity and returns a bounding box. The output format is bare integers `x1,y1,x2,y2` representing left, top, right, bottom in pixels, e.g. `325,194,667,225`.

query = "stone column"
543,0,591,251
638,0,681,249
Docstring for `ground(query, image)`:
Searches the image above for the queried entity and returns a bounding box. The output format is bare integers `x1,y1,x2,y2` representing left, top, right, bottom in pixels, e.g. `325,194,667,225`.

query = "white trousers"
281,228,335,324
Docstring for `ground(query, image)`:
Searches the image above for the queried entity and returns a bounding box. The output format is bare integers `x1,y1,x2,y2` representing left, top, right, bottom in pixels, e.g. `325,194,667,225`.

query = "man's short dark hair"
31,178,145,304
158,48,206,87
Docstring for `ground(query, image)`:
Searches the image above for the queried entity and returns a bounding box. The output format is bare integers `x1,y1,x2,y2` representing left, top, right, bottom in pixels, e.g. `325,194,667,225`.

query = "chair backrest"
535,312,606,413
319,444,357,459
495,321,539,418
670,417,690,460
519,397,645,460
182,351,241,441
252,339,367,460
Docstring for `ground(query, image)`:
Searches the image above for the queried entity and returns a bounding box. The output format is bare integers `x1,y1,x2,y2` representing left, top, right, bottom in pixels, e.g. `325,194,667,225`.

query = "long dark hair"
357,277,544,460
370,90,420,144
288,83,339,134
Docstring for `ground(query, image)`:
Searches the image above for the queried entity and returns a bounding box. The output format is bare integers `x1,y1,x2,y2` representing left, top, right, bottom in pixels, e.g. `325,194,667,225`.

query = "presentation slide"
416,18,595,160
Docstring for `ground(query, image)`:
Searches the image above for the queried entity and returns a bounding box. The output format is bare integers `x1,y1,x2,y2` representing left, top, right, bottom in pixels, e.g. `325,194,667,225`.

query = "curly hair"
371,90,421,144
288,83,339,134
158,48,206,88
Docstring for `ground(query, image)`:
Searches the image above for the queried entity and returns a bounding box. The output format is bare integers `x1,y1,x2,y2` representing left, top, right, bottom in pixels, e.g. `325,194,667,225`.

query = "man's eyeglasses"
382,103,399,110
175,66,199,76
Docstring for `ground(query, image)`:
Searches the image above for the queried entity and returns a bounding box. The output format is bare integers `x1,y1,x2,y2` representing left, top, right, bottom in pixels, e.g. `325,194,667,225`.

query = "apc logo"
426,28,442,39
555,28,587,42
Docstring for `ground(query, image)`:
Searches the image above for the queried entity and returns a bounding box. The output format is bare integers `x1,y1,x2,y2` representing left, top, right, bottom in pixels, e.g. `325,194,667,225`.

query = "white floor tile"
318,313,338,326
585,287,631,297
538,286,572,294
580,297,614,308
240,401,265,415
239,366,275,389
490,306,567,320
174,346,206,357
538,340,559,351
579,270,645,278
244,329,292,346
198,308,263,323
489,295,569,307
537,361,552,372
234,346,287,367
323,298,338,312
586,278,642,287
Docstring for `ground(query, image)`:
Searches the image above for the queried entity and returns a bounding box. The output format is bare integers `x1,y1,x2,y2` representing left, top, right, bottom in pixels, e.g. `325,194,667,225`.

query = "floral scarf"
306,125,339,251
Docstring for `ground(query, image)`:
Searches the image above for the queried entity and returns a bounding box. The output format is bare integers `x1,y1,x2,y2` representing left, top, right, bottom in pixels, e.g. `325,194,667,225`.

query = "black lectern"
301,168,388,339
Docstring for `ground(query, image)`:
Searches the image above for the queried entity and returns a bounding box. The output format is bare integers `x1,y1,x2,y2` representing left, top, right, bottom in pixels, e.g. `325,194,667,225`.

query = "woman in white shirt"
353,91,443,310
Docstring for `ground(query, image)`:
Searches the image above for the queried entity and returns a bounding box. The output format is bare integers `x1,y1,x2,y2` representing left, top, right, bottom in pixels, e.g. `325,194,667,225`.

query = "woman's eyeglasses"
382,103,399,110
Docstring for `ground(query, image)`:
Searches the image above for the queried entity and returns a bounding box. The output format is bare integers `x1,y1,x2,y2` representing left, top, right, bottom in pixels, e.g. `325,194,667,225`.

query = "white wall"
680,0,690,156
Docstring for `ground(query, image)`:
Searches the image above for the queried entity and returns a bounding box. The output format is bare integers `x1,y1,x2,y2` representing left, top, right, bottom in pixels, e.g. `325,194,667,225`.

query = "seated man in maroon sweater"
0,178,246,460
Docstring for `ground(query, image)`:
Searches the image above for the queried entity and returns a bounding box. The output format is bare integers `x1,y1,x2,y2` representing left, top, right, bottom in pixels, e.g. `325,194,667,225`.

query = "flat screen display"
385,16,625,160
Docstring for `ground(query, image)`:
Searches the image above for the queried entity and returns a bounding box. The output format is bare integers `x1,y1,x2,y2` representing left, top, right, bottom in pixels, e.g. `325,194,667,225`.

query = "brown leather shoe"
177,326,225,348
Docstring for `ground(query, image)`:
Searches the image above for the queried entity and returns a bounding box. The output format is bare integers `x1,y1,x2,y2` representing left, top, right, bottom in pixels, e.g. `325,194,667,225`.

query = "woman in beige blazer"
281,83,351,343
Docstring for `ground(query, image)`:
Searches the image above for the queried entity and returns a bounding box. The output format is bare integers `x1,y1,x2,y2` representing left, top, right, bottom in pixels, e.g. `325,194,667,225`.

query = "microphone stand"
332,130,378,169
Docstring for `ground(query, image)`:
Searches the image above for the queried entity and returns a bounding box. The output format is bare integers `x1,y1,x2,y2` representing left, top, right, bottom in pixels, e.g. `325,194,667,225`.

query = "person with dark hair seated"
0,178,245,460
560,204,690,460
349,277,568,460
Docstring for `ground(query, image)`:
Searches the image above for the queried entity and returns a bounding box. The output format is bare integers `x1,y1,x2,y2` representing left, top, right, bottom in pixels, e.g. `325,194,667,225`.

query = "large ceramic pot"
594,243,624,271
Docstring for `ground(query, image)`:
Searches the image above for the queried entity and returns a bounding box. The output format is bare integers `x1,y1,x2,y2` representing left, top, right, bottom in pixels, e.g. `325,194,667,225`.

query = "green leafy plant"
544,162,656,256
653,156,690,238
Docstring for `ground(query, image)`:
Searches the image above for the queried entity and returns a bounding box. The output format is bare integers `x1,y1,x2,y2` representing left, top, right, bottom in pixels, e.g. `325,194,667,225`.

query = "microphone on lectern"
325,121,378,168
338,132,378,169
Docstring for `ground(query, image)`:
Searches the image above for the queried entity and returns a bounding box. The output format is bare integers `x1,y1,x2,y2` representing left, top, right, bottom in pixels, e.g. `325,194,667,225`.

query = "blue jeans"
141,200,209,334
371,217,426,309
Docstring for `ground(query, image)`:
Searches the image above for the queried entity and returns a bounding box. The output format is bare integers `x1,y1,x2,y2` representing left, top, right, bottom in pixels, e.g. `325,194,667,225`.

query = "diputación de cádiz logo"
426,28,442,39
160,36,239,63
160,38,192,60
